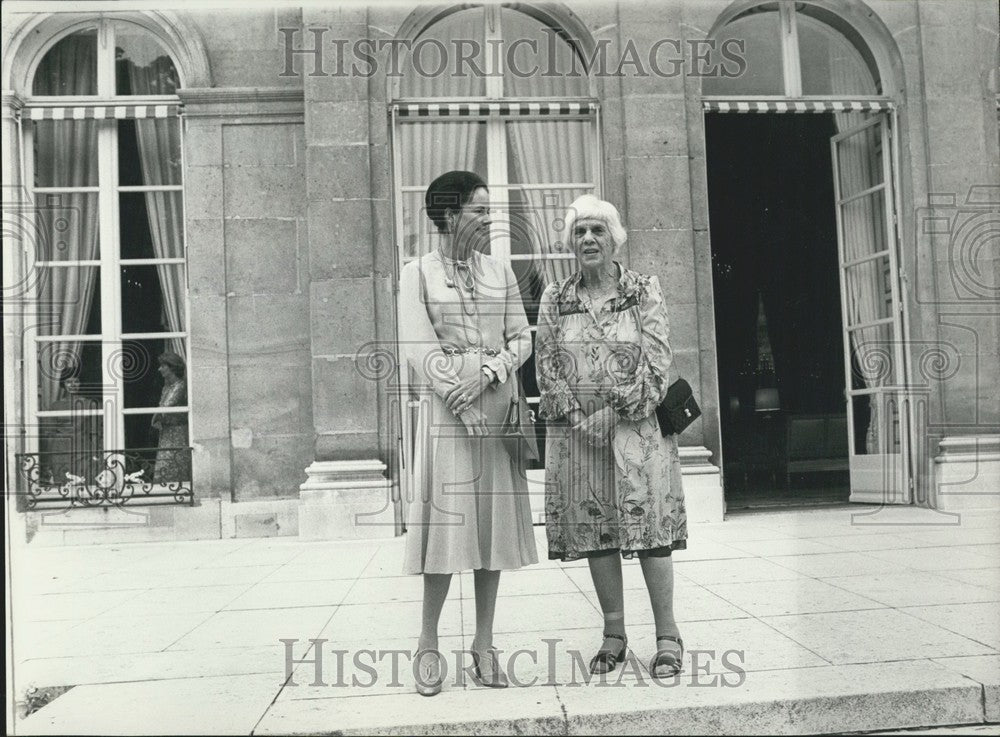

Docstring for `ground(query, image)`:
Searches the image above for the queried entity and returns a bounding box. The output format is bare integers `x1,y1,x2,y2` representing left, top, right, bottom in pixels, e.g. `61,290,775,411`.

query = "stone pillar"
615,2,725,520
297,8,396,537
913,0,1000,509
178,87,310,502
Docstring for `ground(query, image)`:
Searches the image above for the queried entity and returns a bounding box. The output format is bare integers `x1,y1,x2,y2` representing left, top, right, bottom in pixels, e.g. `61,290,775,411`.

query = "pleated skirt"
403,374,539,575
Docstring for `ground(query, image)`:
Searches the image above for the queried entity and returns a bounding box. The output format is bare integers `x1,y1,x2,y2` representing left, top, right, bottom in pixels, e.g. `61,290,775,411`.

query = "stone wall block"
306,146,371,202
307,200,375,279
223,165,307,219
187,218,226,296
227,295,310,366
310,278,375,356
225,218,299,294
229,365,313,435
625,155,694,230
312,356,379,435
223,123,299,167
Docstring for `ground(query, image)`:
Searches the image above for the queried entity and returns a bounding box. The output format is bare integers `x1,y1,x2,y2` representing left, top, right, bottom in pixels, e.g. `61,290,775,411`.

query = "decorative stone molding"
3,11,212,92
298,459,398,540
1,90,25,119
680,445,725,522
178,87,305,123
934,435,1000,511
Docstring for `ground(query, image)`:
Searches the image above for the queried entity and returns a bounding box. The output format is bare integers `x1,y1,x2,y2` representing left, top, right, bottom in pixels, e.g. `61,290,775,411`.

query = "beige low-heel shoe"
414,649,444,697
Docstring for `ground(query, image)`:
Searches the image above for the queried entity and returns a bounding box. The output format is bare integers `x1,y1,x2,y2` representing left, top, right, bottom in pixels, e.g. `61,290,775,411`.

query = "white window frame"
22,19,191,457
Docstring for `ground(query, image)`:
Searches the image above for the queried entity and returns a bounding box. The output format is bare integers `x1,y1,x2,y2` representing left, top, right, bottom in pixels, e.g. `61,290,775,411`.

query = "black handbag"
501,374,540,463
655,377,701,436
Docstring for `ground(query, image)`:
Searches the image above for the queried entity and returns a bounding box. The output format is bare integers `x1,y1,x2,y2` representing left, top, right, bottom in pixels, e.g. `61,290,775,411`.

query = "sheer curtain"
33,35,100,410
399,8,486,259
832,44,887,455
128,62,186,357
505,13,592,286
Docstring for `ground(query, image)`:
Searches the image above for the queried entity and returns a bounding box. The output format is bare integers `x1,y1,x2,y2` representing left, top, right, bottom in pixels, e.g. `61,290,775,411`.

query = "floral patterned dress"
536,263,687,560
152,380,190,483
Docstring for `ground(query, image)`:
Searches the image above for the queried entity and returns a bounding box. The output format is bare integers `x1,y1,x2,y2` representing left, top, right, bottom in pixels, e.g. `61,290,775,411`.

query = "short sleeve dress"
399,250,539,574
535,263,688,560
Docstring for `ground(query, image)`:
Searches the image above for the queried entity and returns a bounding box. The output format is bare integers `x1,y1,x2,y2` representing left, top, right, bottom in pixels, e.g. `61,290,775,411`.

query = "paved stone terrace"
9,506,1000,735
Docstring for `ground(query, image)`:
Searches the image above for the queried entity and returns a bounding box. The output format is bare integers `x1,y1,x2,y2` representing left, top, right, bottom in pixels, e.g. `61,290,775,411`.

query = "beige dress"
399,250,539,574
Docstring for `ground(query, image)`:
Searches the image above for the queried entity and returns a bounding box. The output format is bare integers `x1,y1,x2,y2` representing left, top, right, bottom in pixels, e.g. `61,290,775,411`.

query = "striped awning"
24,104,180,121
395,101,597,118
703,100,893,114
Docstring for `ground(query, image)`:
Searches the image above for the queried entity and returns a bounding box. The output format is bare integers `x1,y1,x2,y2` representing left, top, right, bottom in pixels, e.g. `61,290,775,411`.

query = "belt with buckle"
441,347,500,356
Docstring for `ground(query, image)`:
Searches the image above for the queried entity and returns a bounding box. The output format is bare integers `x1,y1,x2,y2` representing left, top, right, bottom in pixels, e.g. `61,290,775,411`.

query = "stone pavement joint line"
9,507,1000,735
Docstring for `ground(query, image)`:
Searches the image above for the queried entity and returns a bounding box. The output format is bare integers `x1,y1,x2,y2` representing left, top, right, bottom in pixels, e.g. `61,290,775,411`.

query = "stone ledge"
254,660,990,735
935,435,1000,511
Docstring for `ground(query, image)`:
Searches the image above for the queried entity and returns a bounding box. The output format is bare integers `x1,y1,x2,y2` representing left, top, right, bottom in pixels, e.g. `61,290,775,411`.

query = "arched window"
703,2,881,98
26,20,191,498
391,4,600,296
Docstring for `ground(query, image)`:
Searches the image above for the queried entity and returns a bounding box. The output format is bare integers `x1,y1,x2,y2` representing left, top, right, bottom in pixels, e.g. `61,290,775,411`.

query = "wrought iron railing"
15,448,194,509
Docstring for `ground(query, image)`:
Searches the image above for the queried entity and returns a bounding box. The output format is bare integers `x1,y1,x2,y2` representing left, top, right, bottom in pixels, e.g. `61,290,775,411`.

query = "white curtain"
832,40,889,455
505,119,590,285
504,10,592,286
128,62,186,358
33,35,100,411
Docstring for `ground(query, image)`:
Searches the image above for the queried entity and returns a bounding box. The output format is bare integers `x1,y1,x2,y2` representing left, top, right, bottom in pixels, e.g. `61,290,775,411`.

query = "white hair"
563,194,627,253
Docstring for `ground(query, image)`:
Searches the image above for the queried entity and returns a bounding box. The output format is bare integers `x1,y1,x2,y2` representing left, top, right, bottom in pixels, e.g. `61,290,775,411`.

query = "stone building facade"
2,0,998,543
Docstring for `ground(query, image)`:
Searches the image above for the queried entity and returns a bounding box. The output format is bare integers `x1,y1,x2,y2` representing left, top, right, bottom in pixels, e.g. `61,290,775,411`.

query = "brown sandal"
589,633,628,675
649,634,684,678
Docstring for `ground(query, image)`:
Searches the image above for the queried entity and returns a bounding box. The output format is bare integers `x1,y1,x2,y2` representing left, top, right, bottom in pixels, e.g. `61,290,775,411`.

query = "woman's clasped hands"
444,370,490,436
571,406,616,448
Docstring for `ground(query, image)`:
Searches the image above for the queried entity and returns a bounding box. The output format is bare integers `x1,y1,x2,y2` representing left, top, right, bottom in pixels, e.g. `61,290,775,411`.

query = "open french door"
831,113,912,504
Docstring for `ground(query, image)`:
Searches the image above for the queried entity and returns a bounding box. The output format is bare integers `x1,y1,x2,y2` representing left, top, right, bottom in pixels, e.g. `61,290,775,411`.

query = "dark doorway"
705,113,852,510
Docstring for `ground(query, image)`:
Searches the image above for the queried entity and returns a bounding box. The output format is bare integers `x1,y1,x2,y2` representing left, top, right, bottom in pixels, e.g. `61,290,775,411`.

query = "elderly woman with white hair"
535,194,688,679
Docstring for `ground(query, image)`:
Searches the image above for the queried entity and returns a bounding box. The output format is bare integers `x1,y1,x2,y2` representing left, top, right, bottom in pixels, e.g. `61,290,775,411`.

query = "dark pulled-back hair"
424,170,487,233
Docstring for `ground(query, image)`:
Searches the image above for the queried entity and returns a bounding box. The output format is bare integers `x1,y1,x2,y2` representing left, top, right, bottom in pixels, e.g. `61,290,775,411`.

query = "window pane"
38,266,101,336
507,186,589,290
835,123,885,197
840,192,888,264
843,254,893,324
32,29,98,96
506,120,593,185
501,8,590,97
122,338,187,410
33,120,98,187
114,26,180,95
121,264,186,334
398,121,487,260
398,122,487,187
124,414,190,483
702,11,783,96
36,340,103,412
38,411,104,486
505,119,595,286
119,191,184,259
399,7,486,97
798,15,878,96
117,119,182,186
31,192,100,261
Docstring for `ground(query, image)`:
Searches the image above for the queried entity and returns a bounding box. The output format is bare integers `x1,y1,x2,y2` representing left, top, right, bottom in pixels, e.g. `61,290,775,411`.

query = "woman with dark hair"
398,170,538,696
152,351,190,482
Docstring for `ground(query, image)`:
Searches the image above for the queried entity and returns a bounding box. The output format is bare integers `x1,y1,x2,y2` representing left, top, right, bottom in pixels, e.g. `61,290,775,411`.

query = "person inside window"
151,351,189,483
